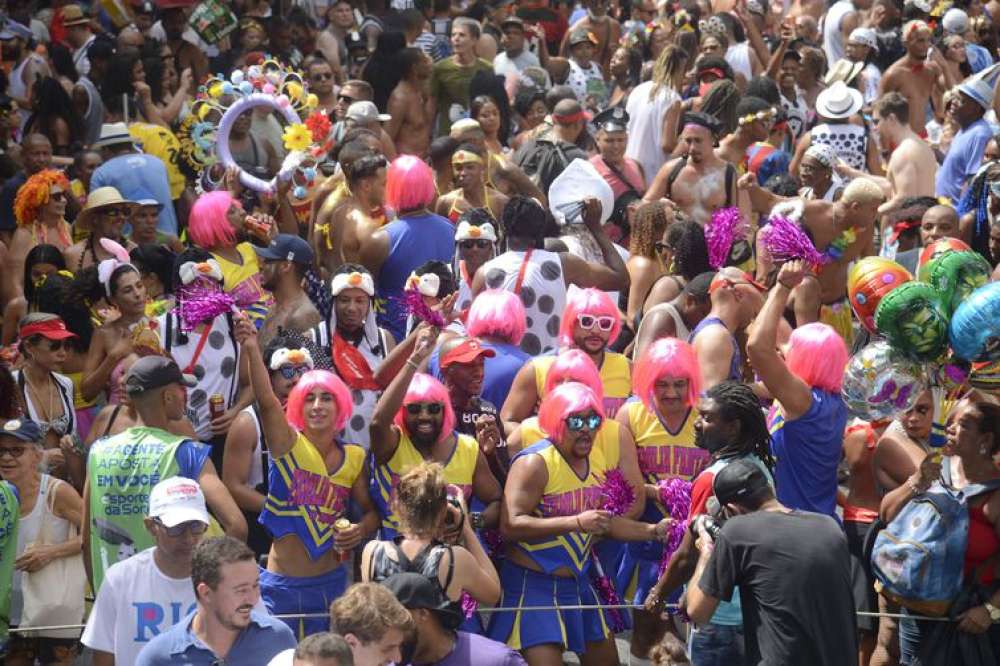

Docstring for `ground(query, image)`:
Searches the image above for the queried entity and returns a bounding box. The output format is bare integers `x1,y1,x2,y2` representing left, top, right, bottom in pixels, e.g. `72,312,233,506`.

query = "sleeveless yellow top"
626,401,707,483
533,351,632,415
518,415,621,468
214,242,273,324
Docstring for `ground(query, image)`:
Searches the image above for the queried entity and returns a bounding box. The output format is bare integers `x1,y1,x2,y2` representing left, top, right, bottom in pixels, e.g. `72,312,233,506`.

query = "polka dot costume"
481,250,567,355
810,123,867,171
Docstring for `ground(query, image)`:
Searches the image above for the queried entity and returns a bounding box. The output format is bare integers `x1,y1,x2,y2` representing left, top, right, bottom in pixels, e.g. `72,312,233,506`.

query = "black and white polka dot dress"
810,122,868,171
481,250,567,356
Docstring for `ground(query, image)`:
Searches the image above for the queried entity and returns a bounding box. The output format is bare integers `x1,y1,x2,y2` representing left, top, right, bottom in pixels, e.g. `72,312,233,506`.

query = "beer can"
209,394,226,421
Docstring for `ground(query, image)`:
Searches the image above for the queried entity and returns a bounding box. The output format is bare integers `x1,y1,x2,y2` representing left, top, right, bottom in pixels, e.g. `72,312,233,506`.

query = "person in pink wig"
233,312,379,637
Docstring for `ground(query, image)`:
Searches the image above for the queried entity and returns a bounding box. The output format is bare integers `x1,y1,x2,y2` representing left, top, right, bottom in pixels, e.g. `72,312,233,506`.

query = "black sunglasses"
406,402,443,416
276,364,310,380
460,239,492,249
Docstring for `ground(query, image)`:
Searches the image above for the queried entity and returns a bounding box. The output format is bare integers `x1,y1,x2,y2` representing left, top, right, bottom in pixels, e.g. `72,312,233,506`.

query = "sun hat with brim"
61,4,91,27
824,59,865,87
76,187,138,232
92,122,139,149
19,318,78,341
816,81,864,120
0,21,33,41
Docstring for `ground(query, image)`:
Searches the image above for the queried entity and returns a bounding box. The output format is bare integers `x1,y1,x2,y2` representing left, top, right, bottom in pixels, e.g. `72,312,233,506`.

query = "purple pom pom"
177,283,237,332
460,591,478,619
600,469,636,517
591,556,627,632
760,216,825,266
401,288,447,328
657,478,693,580
705,207,746,269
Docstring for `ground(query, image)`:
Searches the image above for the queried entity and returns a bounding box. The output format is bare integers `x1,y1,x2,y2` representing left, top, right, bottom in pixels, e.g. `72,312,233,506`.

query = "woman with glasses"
639,218,713,316
502,287,631,424
488,382,668,666
12,314,78,470
452,208,498,313
234,311,378,638
223,336,314,558
0,418,83,666
434,143,508,225
63,187,137,273
9,170,74,299
625,202,672,331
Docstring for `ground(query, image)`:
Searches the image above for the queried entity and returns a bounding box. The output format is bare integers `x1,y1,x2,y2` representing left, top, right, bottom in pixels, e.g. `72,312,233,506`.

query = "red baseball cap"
440,339,496,368
19,318,77,341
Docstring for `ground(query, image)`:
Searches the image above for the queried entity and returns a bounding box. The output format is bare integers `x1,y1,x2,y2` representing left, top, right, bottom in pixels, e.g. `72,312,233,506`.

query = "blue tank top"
688,317,741,382
377,212,456,340
768,388,848,516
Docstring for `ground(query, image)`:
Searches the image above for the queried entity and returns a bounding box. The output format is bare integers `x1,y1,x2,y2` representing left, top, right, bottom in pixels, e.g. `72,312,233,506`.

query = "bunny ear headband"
269,347,315,371
97,238,139,297
405,272,442,298
178,260,224,286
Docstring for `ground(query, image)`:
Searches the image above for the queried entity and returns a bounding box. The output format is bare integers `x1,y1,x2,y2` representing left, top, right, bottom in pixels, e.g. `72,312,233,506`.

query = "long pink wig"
466,289,526,345
538,382,605,444
188,191,238,250
558,287,622,348
544,349,603,400
385,155,436,214
394,372,456,443
785,323,848,393
285,370,353,433
634,338,702,412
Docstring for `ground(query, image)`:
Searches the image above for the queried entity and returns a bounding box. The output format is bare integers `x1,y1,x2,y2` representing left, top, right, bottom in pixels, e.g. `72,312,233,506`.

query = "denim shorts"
688,622,745,666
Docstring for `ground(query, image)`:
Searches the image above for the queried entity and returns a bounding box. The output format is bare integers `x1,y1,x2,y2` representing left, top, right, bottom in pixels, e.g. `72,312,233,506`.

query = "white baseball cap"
148,477,210,527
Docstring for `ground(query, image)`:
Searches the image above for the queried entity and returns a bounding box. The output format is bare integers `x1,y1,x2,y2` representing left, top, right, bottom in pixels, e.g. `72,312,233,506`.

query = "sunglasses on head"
276,364,310,380
565,413,602,432
577,314,615,332
154,518,208,538
406,402,443,416
460,239,492,250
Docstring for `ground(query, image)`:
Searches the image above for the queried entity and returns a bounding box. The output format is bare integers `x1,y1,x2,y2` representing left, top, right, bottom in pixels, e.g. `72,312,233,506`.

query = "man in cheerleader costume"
310,265,424,449
234,314,379,638
644,381,776,666
615,338,708,665
501,287,631,428
369,326,502,540
488,382,671,666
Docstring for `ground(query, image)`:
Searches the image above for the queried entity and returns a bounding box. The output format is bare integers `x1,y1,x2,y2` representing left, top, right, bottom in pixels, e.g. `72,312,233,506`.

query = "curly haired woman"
8,169,73,299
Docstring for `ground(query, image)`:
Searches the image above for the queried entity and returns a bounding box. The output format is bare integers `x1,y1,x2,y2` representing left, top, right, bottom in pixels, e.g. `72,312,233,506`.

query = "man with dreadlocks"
643,381,776,666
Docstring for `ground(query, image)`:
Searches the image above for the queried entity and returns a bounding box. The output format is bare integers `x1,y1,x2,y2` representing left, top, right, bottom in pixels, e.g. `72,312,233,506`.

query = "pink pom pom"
656,478,693,581
600,469,636,517
401,289,447,328
705,207,746,269
460,591,478,619
262,83,276,95
590,555,627,632
760,216,825,266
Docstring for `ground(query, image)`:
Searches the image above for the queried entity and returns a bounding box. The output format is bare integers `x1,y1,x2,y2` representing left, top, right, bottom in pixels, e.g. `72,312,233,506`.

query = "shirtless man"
644,112,751,225
256,234,322,346
558,0,621,76
742,175,883,344
326,154,388,273
305,57,338,117
836,92,937,215
450,119,547,203
715,97,776,169
386,48,432,157
434,144,508,224
878,20,945,138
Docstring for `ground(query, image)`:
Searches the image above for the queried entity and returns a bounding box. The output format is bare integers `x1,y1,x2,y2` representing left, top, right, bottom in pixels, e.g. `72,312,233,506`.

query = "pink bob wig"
466,289,526,345
385,155,436,214
188,191,238,250
785,322,848,393
633,338,702,412
538,382,605,444
558,287,622,348
285,370,353,433
544,349,604,400
394,373,457,443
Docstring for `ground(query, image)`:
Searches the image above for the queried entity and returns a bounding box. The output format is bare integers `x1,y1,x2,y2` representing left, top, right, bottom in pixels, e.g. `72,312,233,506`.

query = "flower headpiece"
738,107,777,127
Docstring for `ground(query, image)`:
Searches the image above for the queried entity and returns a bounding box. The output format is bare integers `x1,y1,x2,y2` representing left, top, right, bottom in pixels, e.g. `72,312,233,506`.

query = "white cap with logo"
148,477,210,528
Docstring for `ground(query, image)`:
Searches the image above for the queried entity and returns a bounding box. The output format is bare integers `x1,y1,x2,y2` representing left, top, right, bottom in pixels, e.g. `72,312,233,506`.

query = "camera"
690,514,723,541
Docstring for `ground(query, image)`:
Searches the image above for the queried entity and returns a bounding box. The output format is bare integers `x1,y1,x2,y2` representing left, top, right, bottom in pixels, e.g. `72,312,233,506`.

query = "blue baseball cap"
0,419,42,443
254,234,315,264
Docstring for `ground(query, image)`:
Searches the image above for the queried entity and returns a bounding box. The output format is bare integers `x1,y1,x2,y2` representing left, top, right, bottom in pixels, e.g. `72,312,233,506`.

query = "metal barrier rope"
5,604,956,633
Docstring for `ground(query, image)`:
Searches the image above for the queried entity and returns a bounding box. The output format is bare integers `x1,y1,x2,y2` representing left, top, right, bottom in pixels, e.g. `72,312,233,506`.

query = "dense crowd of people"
2,0,1000,665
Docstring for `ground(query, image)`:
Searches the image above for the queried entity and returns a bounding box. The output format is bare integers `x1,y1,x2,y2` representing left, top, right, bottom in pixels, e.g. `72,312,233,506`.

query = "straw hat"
76,187,137,232
824,59,865,87
61,4,90,27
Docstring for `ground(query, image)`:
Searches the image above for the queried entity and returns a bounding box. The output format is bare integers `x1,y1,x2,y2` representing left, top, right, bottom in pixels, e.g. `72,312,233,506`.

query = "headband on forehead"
97,238,139,298
452,150,483,165
406,271,441,298
331,270,375,297
269,347,315,371
179,260,223,286
553,110,589,125
737,107,777,127
456,221,497,242
904,20,931,40
804,144,837,168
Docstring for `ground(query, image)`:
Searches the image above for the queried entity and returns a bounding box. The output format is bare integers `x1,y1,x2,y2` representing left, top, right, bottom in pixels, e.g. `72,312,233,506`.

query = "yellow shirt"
626,400,707,483
214,242,274,324
128,122,186,199
518,416,621,468
533,351,632,415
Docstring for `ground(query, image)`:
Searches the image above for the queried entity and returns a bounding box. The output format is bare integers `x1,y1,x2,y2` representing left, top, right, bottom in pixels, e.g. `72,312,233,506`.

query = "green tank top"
0,481,19,657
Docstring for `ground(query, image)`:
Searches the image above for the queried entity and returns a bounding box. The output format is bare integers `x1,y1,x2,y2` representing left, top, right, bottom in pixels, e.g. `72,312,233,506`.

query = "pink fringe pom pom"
460,590,478,619
591,555,628,632
401,288,447,328
600,469,636,517
656,478,693,581
705,207,745,269
760,216,825,266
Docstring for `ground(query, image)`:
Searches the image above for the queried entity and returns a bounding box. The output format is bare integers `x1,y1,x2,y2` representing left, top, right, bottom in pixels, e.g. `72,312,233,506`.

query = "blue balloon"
239,81,253,95
221,82,234,96
949,281,1000,361
293,185,307,199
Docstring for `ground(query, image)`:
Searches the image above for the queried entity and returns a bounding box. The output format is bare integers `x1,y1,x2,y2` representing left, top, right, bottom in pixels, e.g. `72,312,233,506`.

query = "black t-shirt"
699,510,857,666
455,396,499,437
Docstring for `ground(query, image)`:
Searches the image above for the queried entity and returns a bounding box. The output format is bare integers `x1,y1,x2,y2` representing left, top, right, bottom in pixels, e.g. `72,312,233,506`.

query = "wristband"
406,359,420,371
576,515,583,531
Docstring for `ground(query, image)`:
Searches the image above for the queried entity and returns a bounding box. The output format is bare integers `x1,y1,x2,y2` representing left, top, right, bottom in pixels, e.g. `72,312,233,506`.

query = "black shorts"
844,519,878,633
7,632,79,664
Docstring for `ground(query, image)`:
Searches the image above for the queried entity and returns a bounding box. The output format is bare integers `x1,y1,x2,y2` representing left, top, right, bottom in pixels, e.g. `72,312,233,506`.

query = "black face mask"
694,427,729,454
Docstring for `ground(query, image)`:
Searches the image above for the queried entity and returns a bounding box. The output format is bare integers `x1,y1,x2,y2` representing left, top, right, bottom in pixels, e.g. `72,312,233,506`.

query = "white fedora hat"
816,81,864,120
